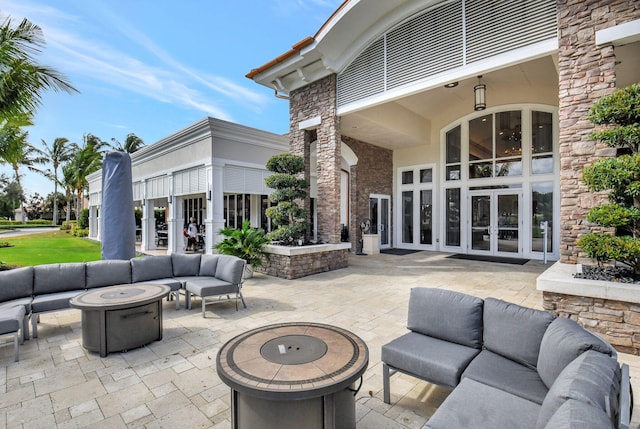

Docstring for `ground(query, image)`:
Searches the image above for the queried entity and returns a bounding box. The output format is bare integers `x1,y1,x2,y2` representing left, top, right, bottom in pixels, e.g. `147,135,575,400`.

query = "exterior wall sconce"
474,75,486,111
207,190,212,201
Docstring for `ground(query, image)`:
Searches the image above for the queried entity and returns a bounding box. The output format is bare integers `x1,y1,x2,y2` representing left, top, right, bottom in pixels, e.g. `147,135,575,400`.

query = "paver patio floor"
2,251,639,428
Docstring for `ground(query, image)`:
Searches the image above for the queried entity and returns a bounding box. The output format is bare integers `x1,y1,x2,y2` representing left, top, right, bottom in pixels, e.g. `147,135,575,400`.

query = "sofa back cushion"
0,266,33,301
172,253,201,277
33,263,86,295
86,260,131,288
407,288,484,348
537,316,615,388
131,255,173,282
215,255,245,284
542,399,614,429
483,297,555,369
199,254,220,277
536,350,620,429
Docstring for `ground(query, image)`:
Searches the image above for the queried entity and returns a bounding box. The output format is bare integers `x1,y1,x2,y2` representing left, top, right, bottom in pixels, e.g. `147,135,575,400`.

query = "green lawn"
0,231,103,267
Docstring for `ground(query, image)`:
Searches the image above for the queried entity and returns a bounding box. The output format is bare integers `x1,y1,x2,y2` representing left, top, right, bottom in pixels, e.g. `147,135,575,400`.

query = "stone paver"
1,251,639,428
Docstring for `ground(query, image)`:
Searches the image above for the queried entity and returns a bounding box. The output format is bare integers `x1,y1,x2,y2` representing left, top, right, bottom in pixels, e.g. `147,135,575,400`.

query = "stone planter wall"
256,244,351,280
538,261,640,355
543,292,640,355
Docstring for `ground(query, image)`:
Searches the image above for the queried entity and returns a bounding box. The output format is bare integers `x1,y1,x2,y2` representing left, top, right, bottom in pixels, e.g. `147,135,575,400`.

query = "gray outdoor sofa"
0,253,246,359
382,287,633,429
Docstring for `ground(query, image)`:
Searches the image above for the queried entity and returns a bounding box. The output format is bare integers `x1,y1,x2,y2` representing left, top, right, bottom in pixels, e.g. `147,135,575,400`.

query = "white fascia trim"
596,18,640,46
337,38,558,116
299,116,322,130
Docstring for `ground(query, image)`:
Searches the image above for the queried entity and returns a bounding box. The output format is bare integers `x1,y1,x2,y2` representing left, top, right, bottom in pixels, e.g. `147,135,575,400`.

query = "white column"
141,198,156,251
88,205,98,239
167,195,184,254
211,164,225,247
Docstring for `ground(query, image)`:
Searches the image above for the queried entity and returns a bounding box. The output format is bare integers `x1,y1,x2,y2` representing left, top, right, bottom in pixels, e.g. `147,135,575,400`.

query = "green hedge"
0,220,53,226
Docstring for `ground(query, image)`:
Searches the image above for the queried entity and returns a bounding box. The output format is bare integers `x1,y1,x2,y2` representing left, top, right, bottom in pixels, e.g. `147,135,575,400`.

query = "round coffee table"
217,322,369,429
70,283,170,357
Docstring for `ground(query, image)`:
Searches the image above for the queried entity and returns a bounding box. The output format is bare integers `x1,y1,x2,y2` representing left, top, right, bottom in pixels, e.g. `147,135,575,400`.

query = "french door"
469,190,522,257
369,195,391,249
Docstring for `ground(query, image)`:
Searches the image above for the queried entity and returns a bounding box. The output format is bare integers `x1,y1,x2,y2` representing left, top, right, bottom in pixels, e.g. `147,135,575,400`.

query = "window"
446,188,461,246
224,193,251,229
399,165,434,246
446,126,461,181
468,111,522,179
531,182,553,252
532,111,553,174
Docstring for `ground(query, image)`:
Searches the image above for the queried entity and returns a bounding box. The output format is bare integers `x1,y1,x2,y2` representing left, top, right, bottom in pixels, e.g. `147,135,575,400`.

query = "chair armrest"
618,363,632,429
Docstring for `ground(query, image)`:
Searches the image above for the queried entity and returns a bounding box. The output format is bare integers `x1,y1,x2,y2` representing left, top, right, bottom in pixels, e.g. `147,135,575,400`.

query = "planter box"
537,261,640,355
257,243,351,280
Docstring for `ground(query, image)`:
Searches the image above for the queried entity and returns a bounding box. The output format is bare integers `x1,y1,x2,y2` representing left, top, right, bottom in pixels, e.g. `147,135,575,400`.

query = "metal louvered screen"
336,0,556,108
465,0,557,63
337,37,385,105
174,167,207,195
147,176,168,199
386,1,463,90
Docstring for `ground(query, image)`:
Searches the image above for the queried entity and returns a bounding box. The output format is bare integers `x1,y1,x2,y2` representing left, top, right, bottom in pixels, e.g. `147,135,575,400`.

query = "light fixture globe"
474,76,486,111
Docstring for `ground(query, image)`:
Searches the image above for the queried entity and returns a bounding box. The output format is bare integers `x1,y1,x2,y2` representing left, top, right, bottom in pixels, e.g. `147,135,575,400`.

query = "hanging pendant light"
474,75,486,111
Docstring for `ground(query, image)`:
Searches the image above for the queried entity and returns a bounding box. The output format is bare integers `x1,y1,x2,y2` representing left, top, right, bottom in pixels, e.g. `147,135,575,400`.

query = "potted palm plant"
214,220,269,279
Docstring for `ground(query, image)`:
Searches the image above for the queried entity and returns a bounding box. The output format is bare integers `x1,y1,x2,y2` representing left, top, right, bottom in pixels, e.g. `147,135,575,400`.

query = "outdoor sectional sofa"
0,253,246,358
382,288,633,429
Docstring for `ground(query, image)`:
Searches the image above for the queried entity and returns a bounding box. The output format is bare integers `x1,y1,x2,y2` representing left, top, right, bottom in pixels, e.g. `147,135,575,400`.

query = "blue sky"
1,0,342,197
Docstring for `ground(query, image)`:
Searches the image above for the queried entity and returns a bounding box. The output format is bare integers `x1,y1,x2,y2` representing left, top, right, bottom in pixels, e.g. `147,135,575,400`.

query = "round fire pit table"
217,322,369,429
70,283,170,357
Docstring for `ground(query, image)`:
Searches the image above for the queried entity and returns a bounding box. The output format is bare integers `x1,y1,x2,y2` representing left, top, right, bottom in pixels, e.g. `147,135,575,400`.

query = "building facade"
87,117,287,254
248,0,640,263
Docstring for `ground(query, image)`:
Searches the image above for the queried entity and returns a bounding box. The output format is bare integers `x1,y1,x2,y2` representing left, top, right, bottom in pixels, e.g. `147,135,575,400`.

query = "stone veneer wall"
342,136,393,250
558,0,639,264
289,75,342,244
256,248,349,280
543,291,640,355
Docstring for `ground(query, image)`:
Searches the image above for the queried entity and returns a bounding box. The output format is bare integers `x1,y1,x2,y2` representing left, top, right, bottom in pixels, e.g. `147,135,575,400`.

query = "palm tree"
41,137,75,225
0,16,78,123
0,125,46,222
61,162,75,228
66,135,105,214
111,133,144,153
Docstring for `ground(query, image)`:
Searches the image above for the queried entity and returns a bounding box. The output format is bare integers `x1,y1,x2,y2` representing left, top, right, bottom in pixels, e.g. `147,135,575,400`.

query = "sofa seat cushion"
33,263,86,295
462,349,549,405
483,297,555,369
133,278,181,291
535,350,621,429
131,256,173,283
0,305,25,335
543,399,614,429
0,298,32,313
407,288,484,348
382,331,480,388
32,290,85,313
0,266,33,302
424,378,540,429
172,253,201,277
184,278,237,297
86,260,131,288
537,317,615,388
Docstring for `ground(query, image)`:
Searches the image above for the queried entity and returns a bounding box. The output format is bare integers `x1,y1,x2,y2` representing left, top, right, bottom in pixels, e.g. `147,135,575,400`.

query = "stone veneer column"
341,136,393,250
290,75,341,244
557,0,637,263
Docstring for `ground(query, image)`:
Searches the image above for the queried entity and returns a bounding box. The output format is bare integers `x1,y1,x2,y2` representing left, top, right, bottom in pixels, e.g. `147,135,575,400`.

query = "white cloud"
1,0,260,120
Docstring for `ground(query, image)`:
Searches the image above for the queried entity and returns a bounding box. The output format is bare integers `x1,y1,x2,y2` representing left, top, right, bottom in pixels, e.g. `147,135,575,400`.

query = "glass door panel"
497,194,519,254
369,195,391,249
471,195,491,251
380,198,390,246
